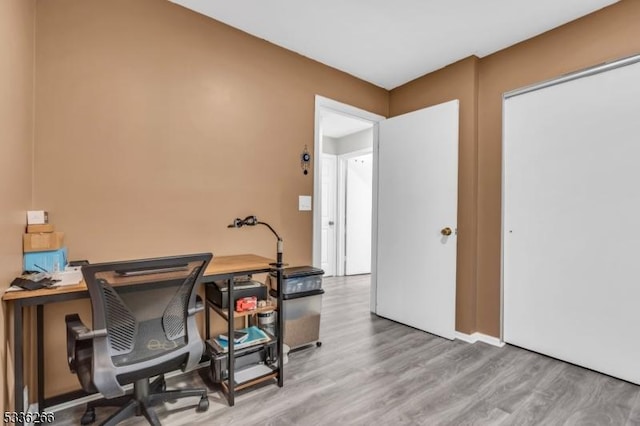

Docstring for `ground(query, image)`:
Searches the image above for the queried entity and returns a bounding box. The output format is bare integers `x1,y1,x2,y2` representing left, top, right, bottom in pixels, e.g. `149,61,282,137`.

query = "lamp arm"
227,216,284,267
257,221,284,267
256,221,282,241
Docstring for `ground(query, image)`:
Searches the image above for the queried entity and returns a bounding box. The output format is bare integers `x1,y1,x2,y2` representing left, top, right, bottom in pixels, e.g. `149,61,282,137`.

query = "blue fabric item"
23,247,67,272
214,326,269,352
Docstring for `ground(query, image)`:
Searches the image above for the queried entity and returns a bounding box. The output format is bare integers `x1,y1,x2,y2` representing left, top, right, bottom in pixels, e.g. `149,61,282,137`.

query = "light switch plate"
299,196,312,211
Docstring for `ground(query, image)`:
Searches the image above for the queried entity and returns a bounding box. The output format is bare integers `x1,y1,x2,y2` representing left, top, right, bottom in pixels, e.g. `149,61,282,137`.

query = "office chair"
65,253,213,425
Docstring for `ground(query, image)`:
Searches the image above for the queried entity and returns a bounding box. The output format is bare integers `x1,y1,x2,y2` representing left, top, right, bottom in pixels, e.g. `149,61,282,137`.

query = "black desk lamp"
227,216,284,268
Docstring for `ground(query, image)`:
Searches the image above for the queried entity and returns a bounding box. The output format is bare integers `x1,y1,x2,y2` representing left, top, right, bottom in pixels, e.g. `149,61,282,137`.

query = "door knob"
441,227,452,236
328,221,335,226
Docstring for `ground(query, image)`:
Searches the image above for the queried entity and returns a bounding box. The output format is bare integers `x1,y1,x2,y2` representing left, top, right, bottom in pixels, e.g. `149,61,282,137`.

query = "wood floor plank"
384,344,521,424
52,274,640,426
502,361,637,426
626,393,640,426
561,374,639,426
446,345,560,421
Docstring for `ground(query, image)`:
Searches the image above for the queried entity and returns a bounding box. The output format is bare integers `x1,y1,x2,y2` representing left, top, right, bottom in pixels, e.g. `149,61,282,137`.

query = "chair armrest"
188,295,205,315
65,314,86,373
65,314,107,373
66,314,107,341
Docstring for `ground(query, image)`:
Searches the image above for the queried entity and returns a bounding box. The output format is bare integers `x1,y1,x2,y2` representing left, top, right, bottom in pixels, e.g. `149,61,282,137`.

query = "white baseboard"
48,390,103,413
476,333,506,347
454,332,505,348
454,331,477,344
26,402,39,426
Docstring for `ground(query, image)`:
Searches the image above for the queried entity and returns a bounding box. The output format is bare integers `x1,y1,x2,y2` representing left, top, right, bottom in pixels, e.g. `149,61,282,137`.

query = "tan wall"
476,0,640,336
33,0,388,397
0,0,36,412
389,57,479,334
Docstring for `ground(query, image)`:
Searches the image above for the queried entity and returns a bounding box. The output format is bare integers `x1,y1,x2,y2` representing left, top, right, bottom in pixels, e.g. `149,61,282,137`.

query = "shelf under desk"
223,370,279,392
203,259,285,407
208,302,277,319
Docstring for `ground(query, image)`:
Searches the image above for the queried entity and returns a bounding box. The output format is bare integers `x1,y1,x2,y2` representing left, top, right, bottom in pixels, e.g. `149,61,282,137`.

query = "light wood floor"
55,275,640,425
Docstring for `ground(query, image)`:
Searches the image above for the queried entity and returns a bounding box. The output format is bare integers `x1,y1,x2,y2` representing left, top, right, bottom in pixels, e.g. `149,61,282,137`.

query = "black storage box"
206,279,267,309
206,339,277,383
266,266,324,295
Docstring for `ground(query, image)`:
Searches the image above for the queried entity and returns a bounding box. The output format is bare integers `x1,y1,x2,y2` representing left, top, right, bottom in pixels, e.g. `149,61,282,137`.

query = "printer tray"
206,339,277,383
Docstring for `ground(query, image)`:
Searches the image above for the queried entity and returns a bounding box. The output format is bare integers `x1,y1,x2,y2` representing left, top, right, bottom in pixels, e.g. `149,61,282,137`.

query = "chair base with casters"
80,375,209,426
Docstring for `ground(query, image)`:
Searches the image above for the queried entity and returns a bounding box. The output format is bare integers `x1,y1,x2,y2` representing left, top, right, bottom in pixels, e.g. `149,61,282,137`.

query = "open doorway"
322,120,373,276
343,151,373,275
313,97,383,279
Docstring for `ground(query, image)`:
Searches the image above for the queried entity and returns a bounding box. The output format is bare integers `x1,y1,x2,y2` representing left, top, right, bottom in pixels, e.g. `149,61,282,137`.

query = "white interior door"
346,153,373,275
375,100,459,339
321,154,337,276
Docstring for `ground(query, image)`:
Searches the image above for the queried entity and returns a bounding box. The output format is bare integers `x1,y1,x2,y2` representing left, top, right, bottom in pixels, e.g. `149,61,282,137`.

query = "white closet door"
503,57,640,384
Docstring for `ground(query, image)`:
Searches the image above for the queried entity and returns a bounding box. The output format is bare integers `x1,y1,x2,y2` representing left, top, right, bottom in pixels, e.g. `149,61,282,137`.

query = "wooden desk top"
2,254,274,302
203,254,273,276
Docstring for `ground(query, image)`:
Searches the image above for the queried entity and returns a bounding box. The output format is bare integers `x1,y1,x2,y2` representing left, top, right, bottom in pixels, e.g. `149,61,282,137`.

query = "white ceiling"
321,111,373,139
170,0,619,90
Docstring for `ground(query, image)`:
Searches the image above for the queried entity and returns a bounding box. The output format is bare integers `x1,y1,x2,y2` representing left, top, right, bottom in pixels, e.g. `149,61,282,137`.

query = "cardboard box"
27,210,49,225
26,224,55,233
23,232,64,253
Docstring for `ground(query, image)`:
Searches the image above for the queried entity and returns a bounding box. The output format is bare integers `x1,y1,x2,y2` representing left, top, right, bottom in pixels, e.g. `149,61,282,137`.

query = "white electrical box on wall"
298,196,312,211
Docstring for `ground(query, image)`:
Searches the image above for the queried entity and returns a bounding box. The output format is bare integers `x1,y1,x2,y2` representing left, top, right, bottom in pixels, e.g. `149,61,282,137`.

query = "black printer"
205,277,268,309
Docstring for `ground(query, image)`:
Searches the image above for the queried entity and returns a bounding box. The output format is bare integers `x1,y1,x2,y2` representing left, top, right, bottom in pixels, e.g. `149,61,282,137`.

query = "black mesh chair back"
81,253,212,398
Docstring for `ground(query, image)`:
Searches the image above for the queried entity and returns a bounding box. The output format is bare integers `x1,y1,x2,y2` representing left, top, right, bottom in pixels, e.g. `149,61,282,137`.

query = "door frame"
313,95,385,312
337,148,373,276
321,153,338,276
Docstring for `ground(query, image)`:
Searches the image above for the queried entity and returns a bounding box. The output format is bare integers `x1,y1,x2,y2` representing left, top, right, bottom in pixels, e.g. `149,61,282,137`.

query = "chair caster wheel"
196,396,209,412
316,341,322,347
80,408,96,425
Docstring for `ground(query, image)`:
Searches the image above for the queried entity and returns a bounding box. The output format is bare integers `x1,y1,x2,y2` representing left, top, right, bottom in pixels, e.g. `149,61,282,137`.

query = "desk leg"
205,302,210,341
14,301,24,426
276,268,284,388
37,304,45,413
227,278,235,406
